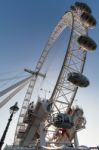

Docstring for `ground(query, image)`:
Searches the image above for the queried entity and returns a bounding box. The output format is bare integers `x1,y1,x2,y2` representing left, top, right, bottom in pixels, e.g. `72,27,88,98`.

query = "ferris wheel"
0,2,97,150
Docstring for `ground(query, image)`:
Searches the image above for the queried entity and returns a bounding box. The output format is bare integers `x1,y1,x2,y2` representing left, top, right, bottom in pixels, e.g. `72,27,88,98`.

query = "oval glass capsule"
67,72,90,87
75,2,92,13
53,113,74,129
81,12,96,28
78,35,97,51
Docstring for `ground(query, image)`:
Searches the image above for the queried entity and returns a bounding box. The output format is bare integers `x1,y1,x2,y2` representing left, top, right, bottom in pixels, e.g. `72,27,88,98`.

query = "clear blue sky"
0,0,99,148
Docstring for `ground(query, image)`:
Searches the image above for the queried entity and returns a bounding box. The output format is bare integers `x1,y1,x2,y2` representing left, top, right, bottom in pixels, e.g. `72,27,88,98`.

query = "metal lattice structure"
12,2,97,148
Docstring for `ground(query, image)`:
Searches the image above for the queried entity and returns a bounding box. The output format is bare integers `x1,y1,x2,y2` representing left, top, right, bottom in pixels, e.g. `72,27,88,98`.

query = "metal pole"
0,112,14,150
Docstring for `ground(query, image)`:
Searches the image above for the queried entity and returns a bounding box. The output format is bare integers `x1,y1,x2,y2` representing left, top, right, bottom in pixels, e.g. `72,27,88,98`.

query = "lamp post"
0,102,19,150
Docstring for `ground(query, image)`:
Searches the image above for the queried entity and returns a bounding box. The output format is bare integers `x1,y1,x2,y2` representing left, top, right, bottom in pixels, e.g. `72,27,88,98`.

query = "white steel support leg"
74,132,79,148
40,123,46,147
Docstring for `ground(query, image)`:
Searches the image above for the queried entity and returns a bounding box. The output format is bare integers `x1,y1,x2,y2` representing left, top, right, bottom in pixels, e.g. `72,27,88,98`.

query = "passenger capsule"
53,113,74,129
75,2,92,13
67,72,89,87
78,35,97,51
81,12,97,28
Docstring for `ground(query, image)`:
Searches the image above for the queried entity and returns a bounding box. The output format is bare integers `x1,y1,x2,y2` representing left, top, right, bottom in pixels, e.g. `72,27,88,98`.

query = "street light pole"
0,102,19,150
0,113,14,149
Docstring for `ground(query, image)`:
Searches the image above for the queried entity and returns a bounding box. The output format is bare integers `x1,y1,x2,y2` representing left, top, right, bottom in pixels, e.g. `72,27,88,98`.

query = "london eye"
0,2,97,150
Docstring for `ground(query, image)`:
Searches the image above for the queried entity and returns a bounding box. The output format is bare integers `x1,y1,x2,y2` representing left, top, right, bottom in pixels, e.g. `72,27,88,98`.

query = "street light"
0,102,19,150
